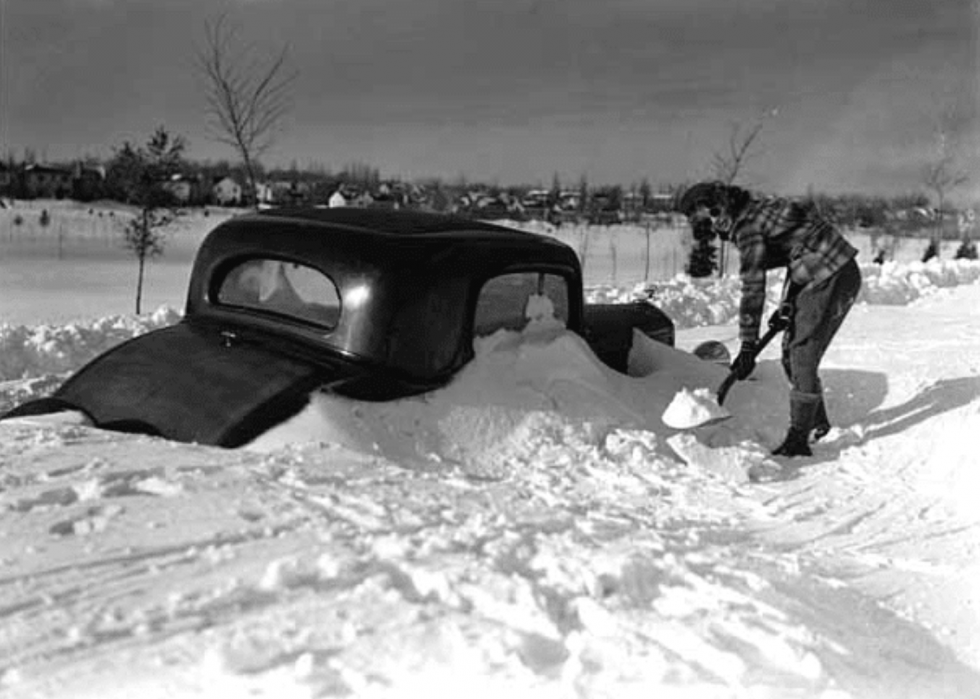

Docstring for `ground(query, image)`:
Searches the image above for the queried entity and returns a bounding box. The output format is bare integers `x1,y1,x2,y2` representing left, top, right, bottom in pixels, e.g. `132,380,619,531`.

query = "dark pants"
782,258,861,395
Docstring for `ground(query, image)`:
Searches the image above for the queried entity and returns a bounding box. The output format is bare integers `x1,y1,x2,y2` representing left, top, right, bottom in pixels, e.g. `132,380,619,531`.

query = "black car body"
4,208,674,447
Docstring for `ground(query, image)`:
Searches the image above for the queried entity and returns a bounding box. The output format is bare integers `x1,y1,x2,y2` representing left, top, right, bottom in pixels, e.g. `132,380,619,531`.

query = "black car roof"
194,207,578,283
187,206,582,337
252,206,533,239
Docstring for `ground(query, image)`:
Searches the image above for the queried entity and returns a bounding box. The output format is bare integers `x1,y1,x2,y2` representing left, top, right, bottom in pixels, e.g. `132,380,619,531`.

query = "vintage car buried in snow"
2,208,674,447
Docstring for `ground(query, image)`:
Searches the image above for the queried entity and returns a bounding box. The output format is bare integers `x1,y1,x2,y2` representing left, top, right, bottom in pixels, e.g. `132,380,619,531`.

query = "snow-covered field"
2,203,980,698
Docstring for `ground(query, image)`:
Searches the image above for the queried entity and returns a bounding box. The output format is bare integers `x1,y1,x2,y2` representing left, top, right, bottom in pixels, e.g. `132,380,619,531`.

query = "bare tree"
708,115,770,276
922,123,968,247
198,13,297,208
711,119,765,187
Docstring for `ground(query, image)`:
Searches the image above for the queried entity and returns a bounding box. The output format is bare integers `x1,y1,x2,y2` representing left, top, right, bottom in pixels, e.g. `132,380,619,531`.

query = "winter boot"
773,390,821,457
811,398,831,442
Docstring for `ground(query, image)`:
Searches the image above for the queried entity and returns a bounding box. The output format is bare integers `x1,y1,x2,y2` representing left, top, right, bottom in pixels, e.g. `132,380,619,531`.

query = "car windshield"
215,258,341,329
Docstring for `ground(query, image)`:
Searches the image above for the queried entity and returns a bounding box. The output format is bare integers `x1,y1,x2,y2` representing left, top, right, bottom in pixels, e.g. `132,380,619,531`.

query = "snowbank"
587,259,980,328
3,259,978,384
0,307,180,382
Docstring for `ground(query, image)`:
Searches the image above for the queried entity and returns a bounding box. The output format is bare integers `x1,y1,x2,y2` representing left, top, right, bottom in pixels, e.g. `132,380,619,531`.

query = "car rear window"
215,258,341,329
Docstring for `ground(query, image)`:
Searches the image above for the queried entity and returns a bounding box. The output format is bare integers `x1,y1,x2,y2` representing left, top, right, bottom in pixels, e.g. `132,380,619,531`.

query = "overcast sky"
1,0,977,199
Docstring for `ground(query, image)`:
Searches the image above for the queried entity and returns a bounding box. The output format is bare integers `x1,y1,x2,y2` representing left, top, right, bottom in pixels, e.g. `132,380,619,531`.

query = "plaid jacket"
732,196,857,343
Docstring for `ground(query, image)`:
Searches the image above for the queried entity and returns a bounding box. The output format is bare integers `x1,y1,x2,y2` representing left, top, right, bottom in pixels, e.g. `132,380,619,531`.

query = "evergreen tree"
954,238,978,260
638,178,652,210
686,224,718,277
922,239,940,262
549,172,561,209
577,174,589,214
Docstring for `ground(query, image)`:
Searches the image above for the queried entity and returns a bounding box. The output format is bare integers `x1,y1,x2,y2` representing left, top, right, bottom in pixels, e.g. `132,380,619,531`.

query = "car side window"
473,271,569,337
216,258,341,328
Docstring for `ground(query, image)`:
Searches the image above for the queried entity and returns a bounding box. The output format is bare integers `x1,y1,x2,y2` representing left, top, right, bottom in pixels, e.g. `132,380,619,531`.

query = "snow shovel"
716,320,784,406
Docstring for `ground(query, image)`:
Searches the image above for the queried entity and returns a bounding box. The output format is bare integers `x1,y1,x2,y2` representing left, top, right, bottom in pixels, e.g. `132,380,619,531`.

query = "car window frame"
471,266,573,339
211,255,343,331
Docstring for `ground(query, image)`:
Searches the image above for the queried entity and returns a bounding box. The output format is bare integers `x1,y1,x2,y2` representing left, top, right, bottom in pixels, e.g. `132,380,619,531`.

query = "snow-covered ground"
2,234,980,696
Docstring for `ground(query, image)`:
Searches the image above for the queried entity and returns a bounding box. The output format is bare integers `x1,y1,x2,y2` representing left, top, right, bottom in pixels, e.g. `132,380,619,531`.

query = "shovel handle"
715,322,783,406
716,372,739,406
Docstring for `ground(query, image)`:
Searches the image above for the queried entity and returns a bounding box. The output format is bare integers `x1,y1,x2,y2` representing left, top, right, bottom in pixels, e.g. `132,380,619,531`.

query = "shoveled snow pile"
2,258,980,698
586,258,980,328
0,306,180,382
661,387,731,429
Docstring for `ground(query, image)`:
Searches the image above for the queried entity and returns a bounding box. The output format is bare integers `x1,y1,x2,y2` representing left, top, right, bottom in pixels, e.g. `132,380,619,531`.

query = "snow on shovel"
661,386,732,429
659,340,733,429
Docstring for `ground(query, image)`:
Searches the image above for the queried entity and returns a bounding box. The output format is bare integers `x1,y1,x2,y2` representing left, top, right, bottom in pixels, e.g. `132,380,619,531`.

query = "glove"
730,341,757,380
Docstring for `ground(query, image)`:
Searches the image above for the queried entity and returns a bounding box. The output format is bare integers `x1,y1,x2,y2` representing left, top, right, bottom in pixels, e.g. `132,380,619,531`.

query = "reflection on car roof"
253,207,536,238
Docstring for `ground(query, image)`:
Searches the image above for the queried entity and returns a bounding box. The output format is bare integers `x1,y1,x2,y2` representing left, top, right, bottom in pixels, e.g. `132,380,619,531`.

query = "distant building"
253,182,274,206
328,188,348,208
0,161,15,194
24,164,74,199
270,180,312,206
71,163,106,201
648,193,675,213
212,176,242,206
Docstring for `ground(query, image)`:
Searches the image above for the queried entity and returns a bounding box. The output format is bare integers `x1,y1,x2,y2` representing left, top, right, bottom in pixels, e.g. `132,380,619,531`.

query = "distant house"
270,180,311,206
0,161,15,194
253,182,273,206
212,176,242,206
648,193,675,213
24,164,74,199
238,179,273,207
71,163,106,201
368,183,403,210
558,190,582,212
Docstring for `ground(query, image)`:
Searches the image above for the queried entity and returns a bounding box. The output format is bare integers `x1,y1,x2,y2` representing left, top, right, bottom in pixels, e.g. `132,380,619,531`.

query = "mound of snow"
0,305,181,381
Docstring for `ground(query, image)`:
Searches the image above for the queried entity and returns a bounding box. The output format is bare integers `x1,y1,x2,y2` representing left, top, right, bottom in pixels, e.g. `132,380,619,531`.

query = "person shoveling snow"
677,181,862,457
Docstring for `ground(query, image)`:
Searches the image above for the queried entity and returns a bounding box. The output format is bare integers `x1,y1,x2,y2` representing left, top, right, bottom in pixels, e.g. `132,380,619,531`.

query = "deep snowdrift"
1,258,980,699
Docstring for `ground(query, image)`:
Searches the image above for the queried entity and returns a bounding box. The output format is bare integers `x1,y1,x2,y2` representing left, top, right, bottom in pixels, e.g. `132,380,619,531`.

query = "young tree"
922,122,968,247
108,127,186,314
198,13,297,208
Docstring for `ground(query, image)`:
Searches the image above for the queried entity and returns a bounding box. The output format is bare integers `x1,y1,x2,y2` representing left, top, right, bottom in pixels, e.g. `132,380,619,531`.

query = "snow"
2,253,980,698
661,388,731,430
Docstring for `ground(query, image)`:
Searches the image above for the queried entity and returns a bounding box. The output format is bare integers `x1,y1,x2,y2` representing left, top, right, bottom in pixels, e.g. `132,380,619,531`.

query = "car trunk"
49,322,341,447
